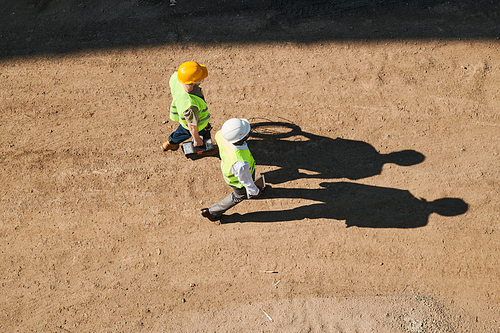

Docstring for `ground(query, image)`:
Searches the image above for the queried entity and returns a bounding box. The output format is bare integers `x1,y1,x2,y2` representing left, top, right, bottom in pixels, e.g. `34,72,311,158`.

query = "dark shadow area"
1,0,499,58
223,182,469,228
223,120,468,227
248,121,425,184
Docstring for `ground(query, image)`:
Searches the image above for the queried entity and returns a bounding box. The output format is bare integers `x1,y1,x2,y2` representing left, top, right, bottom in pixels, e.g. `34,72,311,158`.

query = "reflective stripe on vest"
215,131,255,188
169,72,210,131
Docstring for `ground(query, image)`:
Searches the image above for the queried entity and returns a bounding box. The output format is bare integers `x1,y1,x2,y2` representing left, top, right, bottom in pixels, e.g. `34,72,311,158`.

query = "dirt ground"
1,0,500,332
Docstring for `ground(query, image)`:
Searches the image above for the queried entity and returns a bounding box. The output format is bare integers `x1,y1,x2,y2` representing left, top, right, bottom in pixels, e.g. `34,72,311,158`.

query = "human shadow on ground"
247,121,425,184
223,182,468,228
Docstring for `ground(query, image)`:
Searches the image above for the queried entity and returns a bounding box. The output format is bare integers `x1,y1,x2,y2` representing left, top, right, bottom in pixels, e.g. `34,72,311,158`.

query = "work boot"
201,208,221,225
162,140,179,151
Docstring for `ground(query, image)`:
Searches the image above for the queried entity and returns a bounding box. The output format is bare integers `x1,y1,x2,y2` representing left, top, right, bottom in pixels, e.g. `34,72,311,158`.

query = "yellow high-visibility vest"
215,131,255,188
169,72,210,131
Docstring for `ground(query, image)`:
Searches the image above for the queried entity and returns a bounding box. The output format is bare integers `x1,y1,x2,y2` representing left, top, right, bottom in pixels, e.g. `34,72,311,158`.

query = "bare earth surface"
1,1,500,332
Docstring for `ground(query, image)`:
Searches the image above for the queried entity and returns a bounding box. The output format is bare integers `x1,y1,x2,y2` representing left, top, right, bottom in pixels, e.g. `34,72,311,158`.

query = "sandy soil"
1,1,500,332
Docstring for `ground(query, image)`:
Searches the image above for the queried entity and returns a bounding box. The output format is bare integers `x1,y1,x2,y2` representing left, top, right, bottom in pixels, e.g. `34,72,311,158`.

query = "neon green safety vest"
169,72,210,131
215,131,255,188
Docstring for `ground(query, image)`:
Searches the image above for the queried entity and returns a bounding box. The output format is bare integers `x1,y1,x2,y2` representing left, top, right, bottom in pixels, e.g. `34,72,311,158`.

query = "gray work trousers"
208,185,247,217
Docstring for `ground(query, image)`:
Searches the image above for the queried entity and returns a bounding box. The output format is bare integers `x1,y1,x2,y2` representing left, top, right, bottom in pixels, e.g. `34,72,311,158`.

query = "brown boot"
201,208,221,225
162,140,180,151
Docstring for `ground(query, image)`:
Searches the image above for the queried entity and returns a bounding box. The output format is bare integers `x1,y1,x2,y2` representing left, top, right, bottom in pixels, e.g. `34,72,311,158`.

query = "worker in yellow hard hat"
162,61,212,151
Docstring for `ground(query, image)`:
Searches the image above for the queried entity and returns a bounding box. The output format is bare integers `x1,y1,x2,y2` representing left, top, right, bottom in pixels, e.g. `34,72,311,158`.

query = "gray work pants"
208,185,247,217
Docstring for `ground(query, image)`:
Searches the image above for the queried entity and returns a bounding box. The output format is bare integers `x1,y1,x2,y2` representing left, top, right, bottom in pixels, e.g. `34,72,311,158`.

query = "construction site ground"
1,0,499,332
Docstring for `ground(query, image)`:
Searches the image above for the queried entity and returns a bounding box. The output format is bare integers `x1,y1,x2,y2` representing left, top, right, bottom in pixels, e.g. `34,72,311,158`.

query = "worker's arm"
184,106,204,147
233,161,261,198
188,124,204,147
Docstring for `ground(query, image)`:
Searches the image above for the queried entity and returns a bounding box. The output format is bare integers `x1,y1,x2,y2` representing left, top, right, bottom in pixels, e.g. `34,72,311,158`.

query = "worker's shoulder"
169,72,179,86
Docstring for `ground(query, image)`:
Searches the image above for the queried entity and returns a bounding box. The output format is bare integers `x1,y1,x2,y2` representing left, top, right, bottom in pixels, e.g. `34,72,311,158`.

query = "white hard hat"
221,118,251,143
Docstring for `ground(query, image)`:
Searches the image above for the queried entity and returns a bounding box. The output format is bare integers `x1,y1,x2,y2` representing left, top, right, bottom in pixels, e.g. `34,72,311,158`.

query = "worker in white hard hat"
201,118,264,224
162,61,211,151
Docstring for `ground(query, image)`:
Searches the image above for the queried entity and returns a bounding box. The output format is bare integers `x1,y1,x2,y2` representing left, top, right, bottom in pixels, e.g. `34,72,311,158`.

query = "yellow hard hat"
177,61,208,84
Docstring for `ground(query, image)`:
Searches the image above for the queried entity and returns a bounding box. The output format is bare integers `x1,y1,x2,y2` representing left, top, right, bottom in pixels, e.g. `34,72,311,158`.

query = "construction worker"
162,61,211,151
201,118,264,224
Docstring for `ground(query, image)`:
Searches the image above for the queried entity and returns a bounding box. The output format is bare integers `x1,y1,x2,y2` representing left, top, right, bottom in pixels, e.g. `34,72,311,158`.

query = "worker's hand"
250,186,264,199
193,136,204,147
